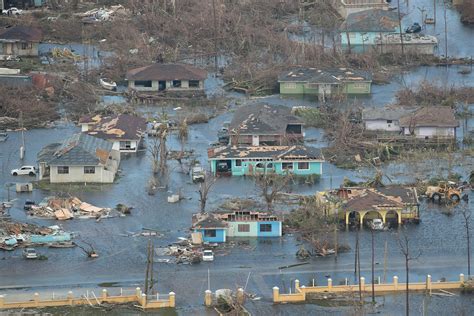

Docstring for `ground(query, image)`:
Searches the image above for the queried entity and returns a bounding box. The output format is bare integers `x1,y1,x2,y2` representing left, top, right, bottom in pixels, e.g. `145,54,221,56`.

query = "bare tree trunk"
397,0,405,59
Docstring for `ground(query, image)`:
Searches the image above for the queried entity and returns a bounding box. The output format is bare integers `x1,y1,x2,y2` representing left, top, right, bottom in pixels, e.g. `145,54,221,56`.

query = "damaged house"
192,211,282,243
207,145,324,177
362,106,418,132
278,67,372,98
399,106,459,139
126,63,207,93
0,26,42,58
228,104,304,146
79,114,147,153
316,185,420,227
339,9,398,53
37,133,120,183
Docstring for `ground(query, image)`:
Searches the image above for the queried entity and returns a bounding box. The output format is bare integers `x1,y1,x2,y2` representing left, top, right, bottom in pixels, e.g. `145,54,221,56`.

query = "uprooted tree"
198,173,216,213
255,172,292,212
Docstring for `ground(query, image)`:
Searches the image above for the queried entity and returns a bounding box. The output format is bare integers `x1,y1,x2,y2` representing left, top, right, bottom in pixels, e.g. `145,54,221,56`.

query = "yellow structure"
316,186,420,227
0,288,175,310
273,274,466,303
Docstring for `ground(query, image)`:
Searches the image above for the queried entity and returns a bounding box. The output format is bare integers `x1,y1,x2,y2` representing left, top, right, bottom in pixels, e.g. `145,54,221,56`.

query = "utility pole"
383,240,388,283
212,0,218,73
371,229,375,304
397,0,405,59
19,111,25,160
443,0,448,61
357,233,362,304
433,0,437,24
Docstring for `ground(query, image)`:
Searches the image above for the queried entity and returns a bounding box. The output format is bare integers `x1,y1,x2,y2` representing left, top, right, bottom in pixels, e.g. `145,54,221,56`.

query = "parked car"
202,249,214,262
11,166,36,176
190,164,205,183
370,219,385,230
23,248,38,259
24,200,36,211
2,7,23,15
405,22,421,33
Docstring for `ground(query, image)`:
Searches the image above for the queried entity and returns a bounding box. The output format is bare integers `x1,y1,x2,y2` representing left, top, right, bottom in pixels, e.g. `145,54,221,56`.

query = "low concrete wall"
273,274,467,303
0,288,175,310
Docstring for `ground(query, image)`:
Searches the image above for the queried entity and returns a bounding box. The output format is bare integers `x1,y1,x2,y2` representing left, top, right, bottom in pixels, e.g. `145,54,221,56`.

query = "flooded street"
1,61,473,314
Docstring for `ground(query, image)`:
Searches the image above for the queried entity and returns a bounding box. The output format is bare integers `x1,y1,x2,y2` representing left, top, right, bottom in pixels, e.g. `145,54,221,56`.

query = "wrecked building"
79,114,147,153
278,67,372,98
339,9,398,53
192,211,282,241
126,63,207,93
228,104,304,146
207,145,324,177
399,106,459,139
0,26,42,58
37,133,120,183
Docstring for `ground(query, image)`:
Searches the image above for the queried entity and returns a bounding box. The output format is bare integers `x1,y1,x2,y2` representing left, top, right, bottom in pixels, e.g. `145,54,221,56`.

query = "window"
189,80,200,88
235,160,242,167
21,43,32,50
387,120,393,124
238,224,250,232
120,141,132,150
204,230,217,237
135,80,152,87
260,224,272,232
84,166,95,174
282,162,293,170
298,162,309,170
266,163,273,169
57,166,69,174
285,82,296,89
172,80,181,88
256,162,265,169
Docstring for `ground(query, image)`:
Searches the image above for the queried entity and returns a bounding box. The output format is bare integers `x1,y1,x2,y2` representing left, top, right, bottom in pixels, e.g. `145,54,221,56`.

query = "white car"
23,248,38,259
370,219,385,230
11,166,36,176
3,7,23,15
202,250,214,262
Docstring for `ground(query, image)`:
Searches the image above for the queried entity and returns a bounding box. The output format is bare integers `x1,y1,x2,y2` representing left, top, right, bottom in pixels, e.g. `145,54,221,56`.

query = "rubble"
0,220,72,250
26,196,128,220
75,5,128,23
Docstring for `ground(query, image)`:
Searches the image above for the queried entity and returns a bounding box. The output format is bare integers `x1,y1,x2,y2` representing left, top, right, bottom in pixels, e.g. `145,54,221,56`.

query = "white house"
126,63,207,93
79,114,147,153
37,133,120,183
399,106,458,139
362,107,417,132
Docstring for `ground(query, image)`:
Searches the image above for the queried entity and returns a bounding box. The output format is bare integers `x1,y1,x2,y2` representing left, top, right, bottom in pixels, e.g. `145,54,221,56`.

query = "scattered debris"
15,183,33,193
0,220,72,250
26,196,129,220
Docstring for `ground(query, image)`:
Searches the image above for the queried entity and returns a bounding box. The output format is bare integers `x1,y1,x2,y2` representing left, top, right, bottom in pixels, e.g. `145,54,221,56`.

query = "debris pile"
0,221,72,250
76,5,128,23
27,196,129,220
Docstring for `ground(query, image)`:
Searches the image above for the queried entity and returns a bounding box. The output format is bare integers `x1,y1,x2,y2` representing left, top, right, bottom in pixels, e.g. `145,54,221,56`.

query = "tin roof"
208,145,324,161
362,106,418,121
126,63,207,81
229,104,303,135
192,213,228,229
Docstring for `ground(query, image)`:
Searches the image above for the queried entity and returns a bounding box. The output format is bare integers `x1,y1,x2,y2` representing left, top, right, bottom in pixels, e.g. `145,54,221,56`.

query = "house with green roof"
340,9,399,52
37,133,121,183
278,67,372,97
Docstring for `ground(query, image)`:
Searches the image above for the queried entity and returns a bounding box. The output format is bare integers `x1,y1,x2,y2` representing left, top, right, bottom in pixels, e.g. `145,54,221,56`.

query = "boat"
406,23,422,33
99,78,117,91
0,130,8,142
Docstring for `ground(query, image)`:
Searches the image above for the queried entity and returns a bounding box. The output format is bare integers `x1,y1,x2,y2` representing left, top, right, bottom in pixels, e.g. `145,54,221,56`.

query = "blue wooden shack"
192,214,227,243
207,145,324,177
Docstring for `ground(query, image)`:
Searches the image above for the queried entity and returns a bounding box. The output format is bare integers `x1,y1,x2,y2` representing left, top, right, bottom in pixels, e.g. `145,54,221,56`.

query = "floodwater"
0,65,473,315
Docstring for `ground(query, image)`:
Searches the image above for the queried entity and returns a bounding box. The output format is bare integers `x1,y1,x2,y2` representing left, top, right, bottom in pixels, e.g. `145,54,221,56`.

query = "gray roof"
192,213,227,229
399,106,459,128
79,114,147,141
208,145,324,161
278,67,372,84
341,9,399,32
38,133,113,166
230,104,303,135
362,106,418,121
